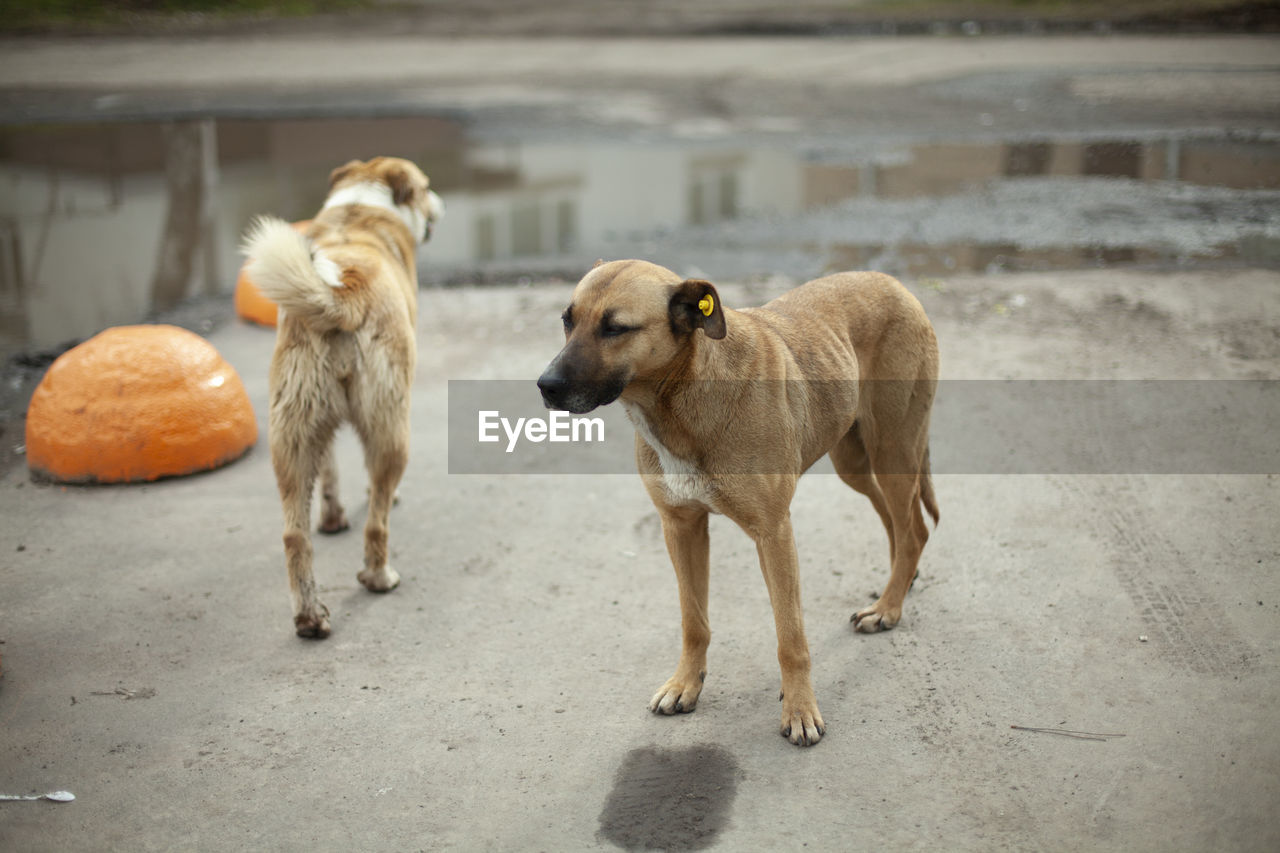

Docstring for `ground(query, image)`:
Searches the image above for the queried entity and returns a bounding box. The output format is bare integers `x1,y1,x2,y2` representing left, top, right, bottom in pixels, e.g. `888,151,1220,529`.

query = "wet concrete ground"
1,23,1279,853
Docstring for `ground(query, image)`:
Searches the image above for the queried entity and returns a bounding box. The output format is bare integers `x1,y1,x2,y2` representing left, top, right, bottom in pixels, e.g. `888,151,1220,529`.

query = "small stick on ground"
89,687,155,700
1011,725,1127,742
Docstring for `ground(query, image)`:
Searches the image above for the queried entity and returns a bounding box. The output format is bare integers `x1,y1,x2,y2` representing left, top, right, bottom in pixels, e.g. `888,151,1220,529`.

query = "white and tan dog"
538,260,939,745
242,157,443,638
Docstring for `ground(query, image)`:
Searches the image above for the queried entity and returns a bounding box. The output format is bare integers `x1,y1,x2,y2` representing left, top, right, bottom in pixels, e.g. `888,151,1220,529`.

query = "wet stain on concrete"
597,744,739,851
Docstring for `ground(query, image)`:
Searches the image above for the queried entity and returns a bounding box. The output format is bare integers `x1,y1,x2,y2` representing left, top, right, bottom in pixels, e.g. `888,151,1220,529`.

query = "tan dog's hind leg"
272,433,332,638
755,515,825,746
847,371,938,633
829,426,894,557
649,506,711,715
317,441,350,534
829,425,914,631
852,459,930,633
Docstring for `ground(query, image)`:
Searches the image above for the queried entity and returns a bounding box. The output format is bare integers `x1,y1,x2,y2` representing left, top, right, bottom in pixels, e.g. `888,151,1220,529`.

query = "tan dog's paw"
852,599,901,633
649,671,705,715
357,564,401,593
779,692,825,747
294,603,331,639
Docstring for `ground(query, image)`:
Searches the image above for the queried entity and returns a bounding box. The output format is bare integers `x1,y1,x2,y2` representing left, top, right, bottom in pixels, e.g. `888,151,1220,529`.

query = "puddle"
2,115,1278,359
597,744,739,851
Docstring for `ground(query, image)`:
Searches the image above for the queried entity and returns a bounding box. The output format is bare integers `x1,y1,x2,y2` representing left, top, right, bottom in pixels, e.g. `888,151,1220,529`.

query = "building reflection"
1,116,1277,357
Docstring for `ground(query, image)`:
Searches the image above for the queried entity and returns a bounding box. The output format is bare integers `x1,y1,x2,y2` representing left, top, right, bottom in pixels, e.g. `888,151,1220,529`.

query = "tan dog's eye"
598,308,638,338
562,309,574,333
601,321,639,339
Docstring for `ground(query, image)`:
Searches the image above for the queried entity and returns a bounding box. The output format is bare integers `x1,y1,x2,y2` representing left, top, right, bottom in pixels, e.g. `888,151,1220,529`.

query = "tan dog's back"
754,271,938,381
699,272,937,476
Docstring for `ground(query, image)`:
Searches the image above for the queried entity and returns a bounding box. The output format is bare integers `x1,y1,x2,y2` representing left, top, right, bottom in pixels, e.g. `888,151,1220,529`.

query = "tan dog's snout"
537,343,627,414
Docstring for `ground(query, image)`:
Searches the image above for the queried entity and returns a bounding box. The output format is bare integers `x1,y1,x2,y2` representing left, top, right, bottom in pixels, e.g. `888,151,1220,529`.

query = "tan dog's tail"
241,216,364,333
920,445,940,526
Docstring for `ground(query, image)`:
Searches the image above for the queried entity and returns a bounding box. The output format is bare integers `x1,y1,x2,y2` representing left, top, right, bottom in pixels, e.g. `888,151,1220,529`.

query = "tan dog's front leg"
650,505,711,715
755,516,825,746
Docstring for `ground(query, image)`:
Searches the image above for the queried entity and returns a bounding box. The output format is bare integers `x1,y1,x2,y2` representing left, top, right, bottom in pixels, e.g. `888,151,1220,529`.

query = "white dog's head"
324,156,444,244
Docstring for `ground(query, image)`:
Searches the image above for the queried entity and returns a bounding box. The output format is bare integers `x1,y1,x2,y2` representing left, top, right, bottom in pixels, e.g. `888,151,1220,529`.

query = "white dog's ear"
669,279,726,340
382,163,418,207
328,159,362,189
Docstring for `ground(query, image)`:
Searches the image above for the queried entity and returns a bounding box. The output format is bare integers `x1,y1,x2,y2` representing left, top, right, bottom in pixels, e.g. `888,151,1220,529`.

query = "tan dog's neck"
619,316,746,455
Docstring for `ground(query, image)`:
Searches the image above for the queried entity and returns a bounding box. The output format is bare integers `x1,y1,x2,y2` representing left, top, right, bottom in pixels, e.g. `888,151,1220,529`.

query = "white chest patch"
623,403,714,507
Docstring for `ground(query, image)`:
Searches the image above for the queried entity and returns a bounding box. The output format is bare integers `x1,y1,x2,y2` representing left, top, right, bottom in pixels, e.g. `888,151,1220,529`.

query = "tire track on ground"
1053,474,1255,675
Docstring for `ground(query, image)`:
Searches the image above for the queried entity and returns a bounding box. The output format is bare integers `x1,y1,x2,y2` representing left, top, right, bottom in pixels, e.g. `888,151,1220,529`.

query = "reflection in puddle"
2,116,1278,357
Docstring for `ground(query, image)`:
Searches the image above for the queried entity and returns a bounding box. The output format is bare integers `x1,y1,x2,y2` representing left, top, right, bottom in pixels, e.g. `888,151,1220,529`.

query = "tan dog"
537,260,939,745
242,157,443,638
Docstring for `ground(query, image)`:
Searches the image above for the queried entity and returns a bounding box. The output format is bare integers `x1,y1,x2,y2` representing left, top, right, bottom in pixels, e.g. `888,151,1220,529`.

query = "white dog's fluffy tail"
241,216,363,332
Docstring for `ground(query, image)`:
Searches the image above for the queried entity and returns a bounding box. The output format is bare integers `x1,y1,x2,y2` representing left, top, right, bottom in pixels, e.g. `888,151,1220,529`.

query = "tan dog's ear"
669,279,726,340
328,159,363,189
592,259,606,269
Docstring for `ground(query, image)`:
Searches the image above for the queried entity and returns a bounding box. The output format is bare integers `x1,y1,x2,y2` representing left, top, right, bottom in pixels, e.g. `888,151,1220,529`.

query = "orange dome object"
234,219,311,327
234,266,278,327
25,325,258,483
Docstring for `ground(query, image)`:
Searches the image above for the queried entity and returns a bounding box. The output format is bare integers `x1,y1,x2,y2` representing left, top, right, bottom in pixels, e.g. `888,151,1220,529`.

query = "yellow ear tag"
698,295,714,317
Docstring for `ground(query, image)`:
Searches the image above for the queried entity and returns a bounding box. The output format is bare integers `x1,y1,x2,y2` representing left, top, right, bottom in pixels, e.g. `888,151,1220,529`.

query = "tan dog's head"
537,260,725,414
327,156,445,242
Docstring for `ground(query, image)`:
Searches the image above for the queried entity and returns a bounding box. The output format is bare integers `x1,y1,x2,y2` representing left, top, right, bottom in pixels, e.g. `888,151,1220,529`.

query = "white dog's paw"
358,564,401,593
294,603,331,639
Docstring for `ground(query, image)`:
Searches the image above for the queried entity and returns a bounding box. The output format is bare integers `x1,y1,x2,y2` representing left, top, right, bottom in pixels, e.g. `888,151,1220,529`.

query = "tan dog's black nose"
537,369,569,409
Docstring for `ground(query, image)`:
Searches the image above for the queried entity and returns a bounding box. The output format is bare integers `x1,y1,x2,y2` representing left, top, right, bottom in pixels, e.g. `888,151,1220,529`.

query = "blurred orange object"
25,325,258,483
234,266,278,327
234,219,311,327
